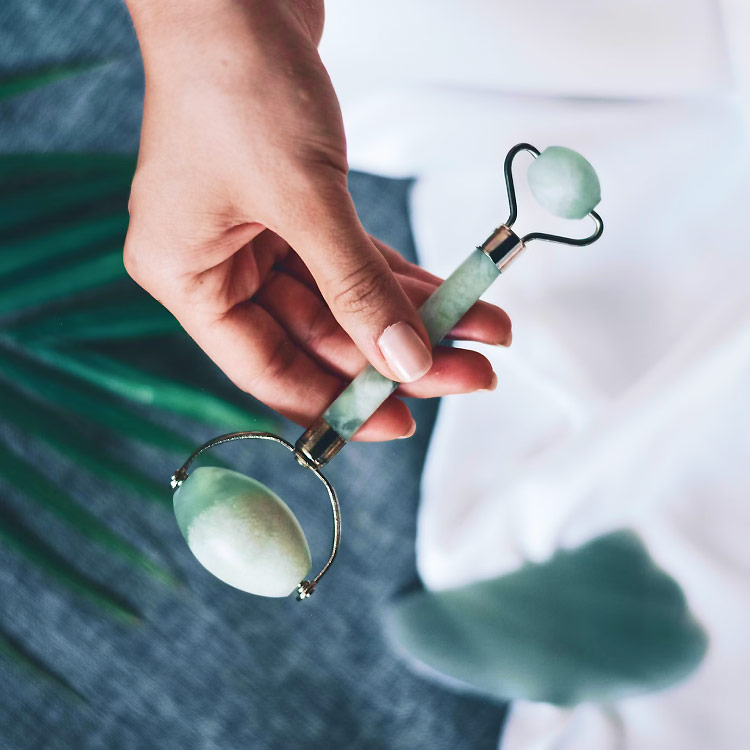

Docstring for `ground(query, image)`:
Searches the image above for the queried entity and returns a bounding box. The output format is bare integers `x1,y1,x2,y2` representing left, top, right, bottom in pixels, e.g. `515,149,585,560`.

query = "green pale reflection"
387,531,707,705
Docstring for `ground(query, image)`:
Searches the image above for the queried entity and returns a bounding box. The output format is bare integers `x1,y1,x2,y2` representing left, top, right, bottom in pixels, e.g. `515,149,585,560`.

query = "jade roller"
170,143,604,600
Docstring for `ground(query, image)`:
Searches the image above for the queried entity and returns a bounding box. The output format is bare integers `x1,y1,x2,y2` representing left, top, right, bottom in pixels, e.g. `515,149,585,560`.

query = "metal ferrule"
295,418,347,469
480,225,525,271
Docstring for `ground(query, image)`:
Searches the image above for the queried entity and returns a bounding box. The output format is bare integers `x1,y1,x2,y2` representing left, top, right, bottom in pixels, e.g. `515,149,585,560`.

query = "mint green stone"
323,364,399,440
323,249,500,440
527,146,601,219
173,466,311,597
418,248,501,345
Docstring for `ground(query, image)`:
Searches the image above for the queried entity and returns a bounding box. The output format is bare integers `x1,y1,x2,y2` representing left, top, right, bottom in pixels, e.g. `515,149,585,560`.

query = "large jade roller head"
171,143,603,601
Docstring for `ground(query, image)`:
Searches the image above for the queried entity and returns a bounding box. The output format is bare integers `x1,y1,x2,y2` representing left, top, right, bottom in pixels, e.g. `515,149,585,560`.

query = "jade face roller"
170,143,604,600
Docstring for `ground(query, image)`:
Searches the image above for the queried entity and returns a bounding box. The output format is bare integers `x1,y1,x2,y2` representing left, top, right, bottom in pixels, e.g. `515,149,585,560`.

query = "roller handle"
321,247,502,441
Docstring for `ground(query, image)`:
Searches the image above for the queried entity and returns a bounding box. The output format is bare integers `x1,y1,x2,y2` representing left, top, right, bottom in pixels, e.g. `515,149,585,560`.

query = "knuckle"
122,235,142,284
123,177,148,285
333,259,392,317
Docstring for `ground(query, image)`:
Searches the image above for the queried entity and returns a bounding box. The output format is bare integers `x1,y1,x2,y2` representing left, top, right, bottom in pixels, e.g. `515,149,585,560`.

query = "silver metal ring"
171,431,341,601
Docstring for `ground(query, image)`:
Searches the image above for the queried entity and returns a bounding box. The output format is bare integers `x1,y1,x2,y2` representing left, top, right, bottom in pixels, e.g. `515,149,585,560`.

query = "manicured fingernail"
378,322,432,382
499,330,512,347
397,419,417,439
481,372,498,391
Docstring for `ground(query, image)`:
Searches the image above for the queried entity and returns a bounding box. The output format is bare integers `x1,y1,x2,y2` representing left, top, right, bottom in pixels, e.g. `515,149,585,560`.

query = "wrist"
126,0,322,61
126,0,239,32
126,0,261,67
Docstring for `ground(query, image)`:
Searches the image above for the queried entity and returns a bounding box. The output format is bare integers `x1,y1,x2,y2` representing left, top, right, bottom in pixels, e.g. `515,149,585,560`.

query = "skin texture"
124,0,512,441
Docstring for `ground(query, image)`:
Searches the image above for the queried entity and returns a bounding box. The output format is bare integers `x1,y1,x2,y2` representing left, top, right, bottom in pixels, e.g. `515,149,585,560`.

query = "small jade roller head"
170,143,604,602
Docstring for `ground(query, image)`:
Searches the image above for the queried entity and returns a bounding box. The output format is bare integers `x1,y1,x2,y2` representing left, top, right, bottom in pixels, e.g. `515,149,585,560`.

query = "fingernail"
378,322,432,382
397,419,417,439
499,330,512,347
481,372,498,391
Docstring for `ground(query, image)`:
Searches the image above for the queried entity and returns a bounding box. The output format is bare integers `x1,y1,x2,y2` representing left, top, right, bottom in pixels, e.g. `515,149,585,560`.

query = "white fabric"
320,2,750,748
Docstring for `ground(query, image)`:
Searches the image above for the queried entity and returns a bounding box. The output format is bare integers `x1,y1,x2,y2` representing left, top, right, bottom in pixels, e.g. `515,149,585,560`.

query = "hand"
124,0,511,440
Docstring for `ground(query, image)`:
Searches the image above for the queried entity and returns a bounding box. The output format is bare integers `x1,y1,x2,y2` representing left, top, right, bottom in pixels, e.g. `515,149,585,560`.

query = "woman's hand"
124,0,511,440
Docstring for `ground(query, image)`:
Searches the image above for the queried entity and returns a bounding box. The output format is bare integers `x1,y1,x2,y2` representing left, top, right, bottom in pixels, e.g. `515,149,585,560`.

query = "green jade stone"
173,466,311,597
323,248,500,439
527,146,601,219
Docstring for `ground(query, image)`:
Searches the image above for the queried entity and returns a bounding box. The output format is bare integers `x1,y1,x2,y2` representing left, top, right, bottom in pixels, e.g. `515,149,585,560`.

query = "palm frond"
0,211,129,277
0,153,133,277
0,629,85,702
0,153,135,187
0,249,126,317
6,293,180,344
0,344,200,456
0,385,168,507
0,61,110,102
0,169,132,230
0,504,140,624
0,442,177,586
29,347,276,433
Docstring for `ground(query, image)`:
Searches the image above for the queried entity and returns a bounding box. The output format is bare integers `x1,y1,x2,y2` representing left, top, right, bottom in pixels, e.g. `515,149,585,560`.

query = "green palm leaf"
0,504,140,624
0,169,132,232
0,385,168,507
29,347,276,432
0,630,85,702
6,293,180,344
0,211,129,277
0,442,176,586
0,152,135,188
0,248,126,317
0,344,200,456
0,61,110,102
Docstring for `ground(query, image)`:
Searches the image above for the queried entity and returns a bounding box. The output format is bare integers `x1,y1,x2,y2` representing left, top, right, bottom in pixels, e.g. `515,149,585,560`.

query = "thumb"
282,175,433,383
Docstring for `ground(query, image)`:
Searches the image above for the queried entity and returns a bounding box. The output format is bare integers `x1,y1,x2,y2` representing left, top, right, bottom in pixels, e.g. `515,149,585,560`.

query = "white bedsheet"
320,2,750,747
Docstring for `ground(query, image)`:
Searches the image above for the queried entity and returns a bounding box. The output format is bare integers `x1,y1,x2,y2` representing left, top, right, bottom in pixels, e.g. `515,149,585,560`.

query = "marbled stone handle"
322,248,501,440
